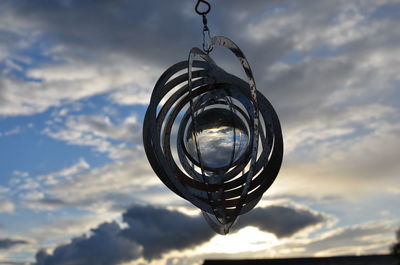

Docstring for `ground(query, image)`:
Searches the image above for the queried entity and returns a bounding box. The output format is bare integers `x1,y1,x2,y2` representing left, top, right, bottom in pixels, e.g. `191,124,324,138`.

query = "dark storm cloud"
4,0,199,65
3,0,291,68
32,205,212,265
236,205,326,238
0,238,28,249
34,222,142,265
33,204,326,264
121,205,214,259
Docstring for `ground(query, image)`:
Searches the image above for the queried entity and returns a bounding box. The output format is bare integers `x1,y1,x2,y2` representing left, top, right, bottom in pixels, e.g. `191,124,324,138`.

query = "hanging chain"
195,0,213,54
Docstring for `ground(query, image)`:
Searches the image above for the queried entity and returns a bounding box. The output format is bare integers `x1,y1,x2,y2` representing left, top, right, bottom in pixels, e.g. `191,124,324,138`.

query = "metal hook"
195,0,213,53
195,0,211,16
202,28,213,54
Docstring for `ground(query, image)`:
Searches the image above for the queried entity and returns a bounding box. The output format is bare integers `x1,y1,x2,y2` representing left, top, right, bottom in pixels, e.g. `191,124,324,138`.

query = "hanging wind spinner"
143,0,283,234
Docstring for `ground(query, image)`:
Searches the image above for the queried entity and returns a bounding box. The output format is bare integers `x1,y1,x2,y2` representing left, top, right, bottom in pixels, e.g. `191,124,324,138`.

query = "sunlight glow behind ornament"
143,0,283,235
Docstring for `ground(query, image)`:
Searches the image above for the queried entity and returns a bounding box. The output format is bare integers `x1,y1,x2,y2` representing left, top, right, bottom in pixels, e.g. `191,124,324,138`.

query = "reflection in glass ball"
185,108,249,170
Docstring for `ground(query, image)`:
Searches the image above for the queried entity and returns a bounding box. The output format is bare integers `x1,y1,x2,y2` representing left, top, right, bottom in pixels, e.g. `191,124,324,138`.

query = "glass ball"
185,108,249,170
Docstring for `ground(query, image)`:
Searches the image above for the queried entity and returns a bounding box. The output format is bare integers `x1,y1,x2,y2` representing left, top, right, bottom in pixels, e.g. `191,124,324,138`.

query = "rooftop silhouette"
203,254,398,265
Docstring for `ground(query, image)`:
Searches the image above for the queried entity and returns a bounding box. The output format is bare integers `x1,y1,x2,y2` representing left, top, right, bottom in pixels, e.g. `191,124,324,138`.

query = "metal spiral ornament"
143,36,283,234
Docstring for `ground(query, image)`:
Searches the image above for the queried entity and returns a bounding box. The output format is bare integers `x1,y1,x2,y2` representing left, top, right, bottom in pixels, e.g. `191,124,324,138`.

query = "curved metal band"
209,36,260,231
143,37,283,234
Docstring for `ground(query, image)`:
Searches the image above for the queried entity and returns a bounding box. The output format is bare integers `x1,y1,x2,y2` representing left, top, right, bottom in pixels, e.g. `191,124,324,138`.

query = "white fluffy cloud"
43,113,142,160
20,153,161,213
0,56,158,116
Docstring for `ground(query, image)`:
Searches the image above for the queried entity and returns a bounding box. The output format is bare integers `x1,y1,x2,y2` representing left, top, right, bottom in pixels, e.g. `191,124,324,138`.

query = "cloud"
274,117,400,198
107,84,153,106
388,187,400,194
0,186,10,193
0,238,28,249
22,154,160,213
235,205,326,238
32,204,326,264
210,221,396,262
0,126,21,137
1,0,399,117
36,158,90,186
0,200,15,213
121,205,214,260
15,178,40,191
0,262,26,265
43,113,142,160
32,205,210,265
12,159,92,209
0,56,156,117
276,221,397,257
3,0,198,64
12,170,29,177
231,1,400,201
34,222,142,265
195,220,397,261
306,221,395,256
28,213,120,244
0,0,178,117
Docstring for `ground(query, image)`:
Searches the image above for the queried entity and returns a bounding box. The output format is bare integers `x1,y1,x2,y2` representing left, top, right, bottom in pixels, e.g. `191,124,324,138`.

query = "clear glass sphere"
185,108,249,170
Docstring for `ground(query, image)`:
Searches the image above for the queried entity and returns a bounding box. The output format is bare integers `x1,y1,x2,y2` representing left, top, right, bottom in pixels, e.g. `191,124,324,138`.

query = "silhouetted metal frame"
143,36,284,235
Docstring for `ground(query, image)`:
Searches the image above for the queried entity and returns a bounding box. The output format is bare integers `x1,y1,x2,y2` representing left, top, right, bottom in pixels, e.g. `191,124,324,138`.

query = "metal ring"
195,0,211,16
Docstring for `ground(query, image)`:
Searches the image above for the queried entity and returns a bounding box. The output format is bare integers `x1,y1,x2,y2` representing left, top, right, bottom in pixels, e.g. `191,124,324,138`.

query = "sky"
0,0,400,264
